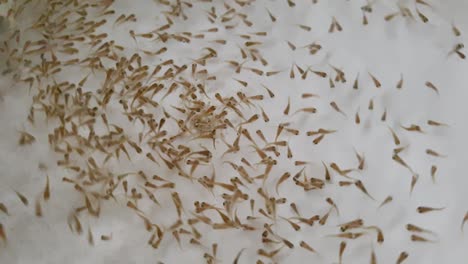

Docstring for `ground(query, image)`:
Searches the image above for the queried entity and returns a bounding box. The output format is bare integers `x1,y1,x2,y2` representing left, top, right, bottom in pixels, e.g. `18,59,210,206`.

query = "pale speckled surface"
0,0,468,263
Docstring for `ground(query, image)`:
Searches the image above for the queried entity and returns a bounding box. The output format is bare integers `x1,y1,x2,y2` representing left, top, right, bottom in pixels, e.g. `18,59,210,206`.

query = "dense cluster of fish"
0,0,463,263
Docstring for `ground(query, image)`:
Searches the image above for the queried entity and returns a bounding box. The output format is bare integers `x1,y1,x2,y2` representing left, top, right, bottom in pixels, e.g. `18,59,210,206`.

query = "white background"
1,0,468,263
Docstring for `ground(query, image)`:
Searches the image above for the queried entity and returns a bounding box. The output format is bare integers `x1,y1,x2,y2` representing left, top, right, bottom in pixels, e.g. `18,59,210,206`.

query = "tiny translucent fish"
261,84,275,98
401,124,424,133
233,248,246,264
362,13,368,26
396,251,409,264
339,241,347,263
369,72,381,88
276,172,291,194
452,23,461,36
0,203,8,216
355,111,360,124
43,175,50,201
461,211,468,231
385,13,399,21
426,149,446,158
88,227,94,246
427,120,448,127
15,191,29,206
368,99,374,110
396,75,404,89
425,81,439,94
430,165,437,183
298,24,311,31
370,248,377,264
353,74,359,89
330,101,346,116
302,93,319,98
18,131,35,146
284,97,291,115
406,224,435,235
417,8,429,23
410,174,419,194
355,180,374,200
378,196,393,209
417,206,445,214
300,241,316,253
411,234,434,243
381,109,387,121
0,223,6,244
35,197,42,217
388,127,400,145
339,219,363,232
101,234,112,241
266,8,276,22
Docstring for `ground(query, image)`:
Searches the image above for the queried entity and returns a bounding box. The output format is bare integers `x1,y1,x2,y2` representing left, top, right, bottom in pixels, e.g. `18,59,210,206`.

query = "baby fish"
299,241,316,253
385,13,400,21
369,72,381,88
392,154,413,172
302,93,319,98
323,162,331,181
352,73,359,89
427,120,448,127
339,241,347,263
396,75,404,89
313,134,325,145
0,203,8,215
101,234,112,241
416,8,428,23
430,165,437,183
410,174,419,194
355,180,374,200
261,84,275,98
452,23,461,36
378,196,393,209
411,234,434,243
396,251,409,264
283,97,291,115
18,132,36,146
330,101,346,116
15,191,29,206
298,24,311,31
354,151,365,170
339,219,363,232
233,248,245,264
260,107,270,122
355,111,361,124
406,224,434,234
370,248,377,264
35,197,42,217
0,223,6,244
425,82,439,95
381,109,387,121
43,175,50,201
388,127,401,145
326,198,340,215
294,107,317,115
401,124,424,133
426,149,446,158
417,206,445,214
88,227,94,246
461,211,468,231
276,172,291,194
